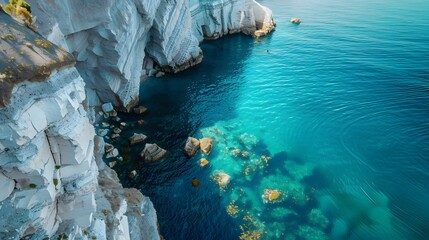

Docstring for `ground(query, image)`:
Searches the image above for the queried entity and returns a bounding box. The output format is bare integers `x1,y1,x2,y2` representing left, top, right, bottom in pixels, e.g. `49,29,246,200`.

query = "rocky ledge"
0,10,75,107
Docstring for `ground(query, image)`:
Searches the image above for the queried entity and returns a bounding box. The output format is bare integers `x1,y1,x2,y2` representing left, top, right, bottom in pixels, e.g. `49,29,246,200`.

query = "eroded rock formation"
0,13,160,240
23,0,274,110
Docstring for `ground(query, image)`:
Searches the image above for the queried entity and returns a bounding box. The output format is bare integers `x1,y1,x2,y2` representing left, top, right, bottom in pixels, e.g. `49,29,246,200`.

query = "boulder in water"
184,137,200,157
290,18,301,24
133,106,148,114
102,103,114,113
106,148,119,158
140,143,167,163
128,170,137,179
129,133,147,145
199,137,213,155
199,158,209,167
105,143,114,152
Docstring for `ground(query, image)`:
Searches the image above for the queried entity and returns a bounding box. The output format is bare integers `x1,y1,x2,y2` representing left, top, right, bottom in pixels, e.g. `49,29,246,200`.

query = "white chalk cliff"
25,0,275,110
0,0,274,239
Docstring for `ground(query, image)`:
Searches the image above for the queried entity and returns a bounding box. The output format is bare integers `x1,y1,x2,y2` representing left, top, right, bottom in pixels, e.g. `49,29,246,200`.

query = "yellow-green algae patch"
0,10,75,107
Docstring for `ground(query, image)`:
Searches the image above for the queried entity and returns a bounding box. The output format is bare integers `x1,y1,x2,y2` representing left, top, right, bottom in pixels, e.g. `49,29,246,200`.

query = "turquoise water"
110,0,429,239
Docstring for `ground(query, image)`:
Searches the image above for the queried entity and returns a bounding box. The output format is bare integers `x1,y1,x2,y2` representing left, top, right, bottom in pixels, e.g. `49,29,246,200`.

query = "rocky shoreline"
0,0,275,239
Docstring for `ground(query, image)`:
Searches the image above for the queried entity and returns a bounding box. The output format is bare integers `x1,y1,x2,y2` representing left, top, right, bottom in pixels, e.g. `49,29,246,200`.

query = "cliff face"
25,0,274,110
0,12,159,240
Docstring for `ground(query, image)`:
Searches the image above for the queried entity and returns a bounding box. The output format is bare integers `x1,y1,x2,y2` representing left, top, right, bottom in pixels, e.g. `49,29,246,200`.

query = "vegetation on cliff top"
0,0,35,29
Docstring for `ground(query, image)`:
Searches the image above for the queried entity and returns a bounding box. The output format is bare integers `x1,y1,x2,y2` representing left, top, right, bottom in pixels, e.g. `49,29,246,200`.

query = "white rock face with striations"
190,0,275,40
25,0,274,109
0,67,160,239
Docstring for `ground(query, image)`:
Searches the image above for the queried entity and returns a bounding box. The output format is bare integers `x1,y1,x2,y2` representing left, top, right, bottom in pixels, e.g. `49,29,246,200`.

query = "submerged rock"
192,179,201,187
109,161,117,168
199,137,214,155
263,189,281,203
110,133,120,139
102,103,114,113
129,133,148,145
308,209,329,230
140,143,167,163
106,148,119,159
184,137,200,157
133,106,148,114
98,129,109,137
232,149,241,157
155,71,165,78
113,127,122,134
213,172,231,188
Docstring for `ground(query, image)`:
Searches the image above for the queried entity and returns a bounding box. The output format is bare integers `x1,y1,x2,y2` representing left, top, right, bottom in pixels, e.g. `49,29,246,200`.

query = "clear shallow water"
110,0,429,239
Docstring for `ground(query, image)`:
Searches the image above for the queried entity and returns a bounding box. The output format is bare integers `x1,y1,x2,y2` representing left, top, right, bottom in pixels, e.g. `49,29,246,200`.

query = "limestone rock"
140,143,167,163
290,18,302,24
106,148,119,159
199,158,209,167
113,127,122,134
199,137,214,155
155,71,165,78
184,137,200,157
105,143,114,153
129,133,148,146
133,106,148,115
128,170,137,179
102,103,114,113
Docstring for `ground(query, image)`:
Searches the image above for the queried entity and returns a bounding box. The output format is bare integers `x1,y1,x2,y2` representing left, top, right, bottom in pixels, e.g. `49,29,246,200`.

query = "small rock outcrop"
290,18,301,24
199,158,209,167
184,137,200,157
129,133,148,145
0,10,75,107
199,137,214,155
140,143,168,163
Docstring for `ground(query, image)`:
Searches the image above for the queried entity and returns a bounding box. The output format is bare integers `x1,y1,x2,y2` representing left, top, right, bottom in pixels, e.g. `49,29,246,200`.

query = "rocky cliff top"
0,10,75,107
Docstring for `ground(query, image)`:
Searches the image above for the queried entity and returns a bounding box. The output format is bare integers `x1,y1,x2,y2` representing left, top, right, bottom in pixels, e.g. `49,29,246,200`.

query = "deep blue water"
109,0,429,239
